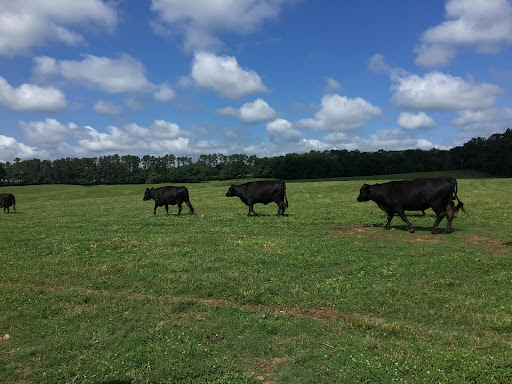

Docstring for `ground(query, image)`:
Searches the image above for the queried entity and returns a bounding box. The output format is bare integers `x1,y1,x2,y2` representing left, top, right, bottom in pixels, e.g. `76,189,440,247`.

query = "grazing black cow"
226,180,288,216
143,186,194,215
0,193,15,214
357,177,464,233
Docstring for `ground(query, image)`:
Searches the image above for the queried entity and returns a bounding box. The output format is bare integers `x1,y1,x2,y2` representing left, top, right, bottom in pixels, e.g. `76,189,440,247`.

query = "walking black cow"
143,186,194,216
0,193,16,214
226,180,288,216
357,177,464,234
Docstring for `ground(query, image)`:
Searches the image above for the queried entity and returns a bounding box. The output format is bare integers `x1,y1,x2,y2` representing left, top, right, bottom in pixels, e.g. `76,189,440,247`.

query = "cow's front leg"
397,210,415,233
177,203,183,216
385,213,393,230
165,204,169,215
248,203,258,216
153,204,158,215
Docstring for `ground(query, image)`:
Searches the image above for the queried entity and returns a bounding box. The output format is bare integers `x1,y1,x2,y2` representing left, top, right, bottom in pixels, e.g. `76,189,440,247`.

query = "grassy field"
1,171,511,383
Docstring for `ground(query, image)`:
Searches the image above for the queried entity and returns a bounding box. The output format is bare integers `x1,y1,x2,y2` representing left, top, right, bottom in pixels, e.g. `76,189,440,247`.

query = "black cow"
357,177,464,233
226,180,288,216
143,186,194,215
0,193,15,214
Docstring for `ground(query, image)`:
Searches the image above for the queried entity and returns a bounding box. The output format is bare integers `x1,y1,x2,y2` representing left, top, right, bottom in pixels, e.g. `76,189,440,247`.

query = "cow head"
225,185,237,197
357,184,371,202
143,188,153,201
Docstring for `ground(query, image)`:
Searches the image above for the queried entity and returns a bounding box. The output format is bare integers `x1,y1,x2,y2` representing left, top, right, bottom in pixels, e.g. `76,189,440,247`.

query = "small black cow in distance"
0,193,16,214
357,177,464,234
143,186,194,216
226,180,288,216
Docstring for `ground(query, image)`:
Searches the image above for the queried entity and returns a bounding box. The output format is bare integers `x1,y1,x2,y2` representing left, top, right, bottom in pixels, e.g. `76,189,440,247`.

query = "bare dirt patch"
330,225,442,243
464,233,512,255
244,356,292,383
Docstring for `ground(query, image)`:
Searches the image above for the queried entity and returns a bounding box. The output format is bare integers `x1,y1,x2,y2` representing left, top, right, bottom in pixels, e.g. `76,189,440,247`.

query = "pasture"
1,171,511,383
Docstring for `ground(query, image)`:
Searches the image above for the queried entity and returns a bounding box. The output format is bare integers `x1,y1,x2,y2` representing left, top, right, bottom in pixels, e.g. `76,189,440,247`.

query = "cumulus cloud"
150,0,289,51
0,76,67,111
189,51,268,99
0,0,117,56
266,118,303,142
124,120,183,139
34,54,153,94
323,77,343,93
153,83,176,102
398,112,437,130
391,71,503,111
94,100,123,115
415,0,512,67
324,128,440,152
217,98,276,123
20,118,79,145
295,94,382,132
0,134,47,162
368,53,393,74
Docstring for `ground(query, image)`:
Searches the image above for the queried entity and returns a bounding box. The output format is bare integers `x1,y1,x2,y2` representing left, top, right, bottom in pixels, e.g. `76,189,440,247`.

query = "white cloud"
0,0,117,56
295,94,382,132
150,0,289,51
34,54,153,94
0,135,47,162
368,53,392,74
153,83,176,102
323,77,343,93
217,98,276,123
391,71,503,111
266,118,302,142
398,112,437,130
190,51,268,99
324,128,441,152
0,76,67,111
20,118,79,145
124,120,183,139
415,0,512,67
94,100,123,115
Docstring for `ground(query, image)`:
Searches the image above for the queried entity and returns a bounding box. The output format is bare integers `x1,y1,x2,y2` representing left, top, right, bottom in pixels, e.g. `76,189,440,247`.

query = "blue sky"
1,0,511,163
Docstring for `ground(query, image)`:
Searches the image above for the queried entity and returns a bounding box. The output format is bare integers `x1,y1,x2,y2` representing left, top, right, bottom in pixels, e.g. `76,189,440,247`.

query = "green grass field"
1,171,511,383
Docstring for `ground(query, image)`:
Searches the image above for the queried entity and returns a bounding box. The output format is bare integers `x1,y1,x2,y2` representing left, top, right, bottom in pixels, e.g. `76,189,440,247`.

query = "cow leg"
397,210,415,233
248,203,258,216
443,204,455,234
385,212,393,230
177,203,183,216
431,212,445,234
165,204,169,215
153,204,158,215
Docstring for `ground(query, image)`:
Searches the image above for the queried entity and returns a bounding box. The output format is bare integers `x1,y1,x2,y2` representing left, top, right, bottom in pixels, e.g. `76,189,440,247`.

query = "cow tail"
285,195,289,209
12,195,15,213
451,180,465,214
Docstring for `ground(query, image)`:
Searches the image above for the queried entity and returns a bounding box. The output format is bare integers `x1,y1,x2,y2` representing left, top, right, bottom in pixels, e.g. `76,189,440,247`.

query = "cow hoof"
409,228,415,233
443,230,451,234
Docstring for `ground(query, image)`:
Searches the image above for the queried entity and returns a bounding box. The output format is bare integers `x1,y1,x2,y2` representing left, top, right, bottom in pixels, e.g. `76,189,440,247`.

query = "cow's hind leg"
431,211,446,234
397,210,415,233
165,204,169,215
443,204,455,234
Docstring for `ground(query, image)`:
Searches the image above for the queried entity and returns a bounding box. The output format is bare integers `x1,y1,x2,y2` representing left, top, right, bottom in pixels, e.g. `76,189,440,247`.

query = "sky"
0,0,511,163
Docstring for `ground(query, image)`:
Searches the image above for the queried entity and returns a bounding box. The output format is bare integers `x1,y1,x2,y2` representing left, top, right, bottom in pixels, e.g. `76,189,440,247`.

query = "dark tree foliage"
1,129,510,186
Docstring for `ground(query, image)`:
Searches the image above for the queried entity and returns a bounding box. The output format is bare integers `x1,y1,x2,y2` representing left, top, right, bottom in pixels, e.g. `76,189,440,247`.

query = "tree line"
1,129,511,186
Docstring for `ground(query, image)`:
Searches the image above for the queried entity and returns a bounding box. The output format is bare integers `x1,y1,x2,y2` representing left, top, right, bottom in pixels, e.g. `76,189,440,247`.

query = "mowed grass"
1,171,511,383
